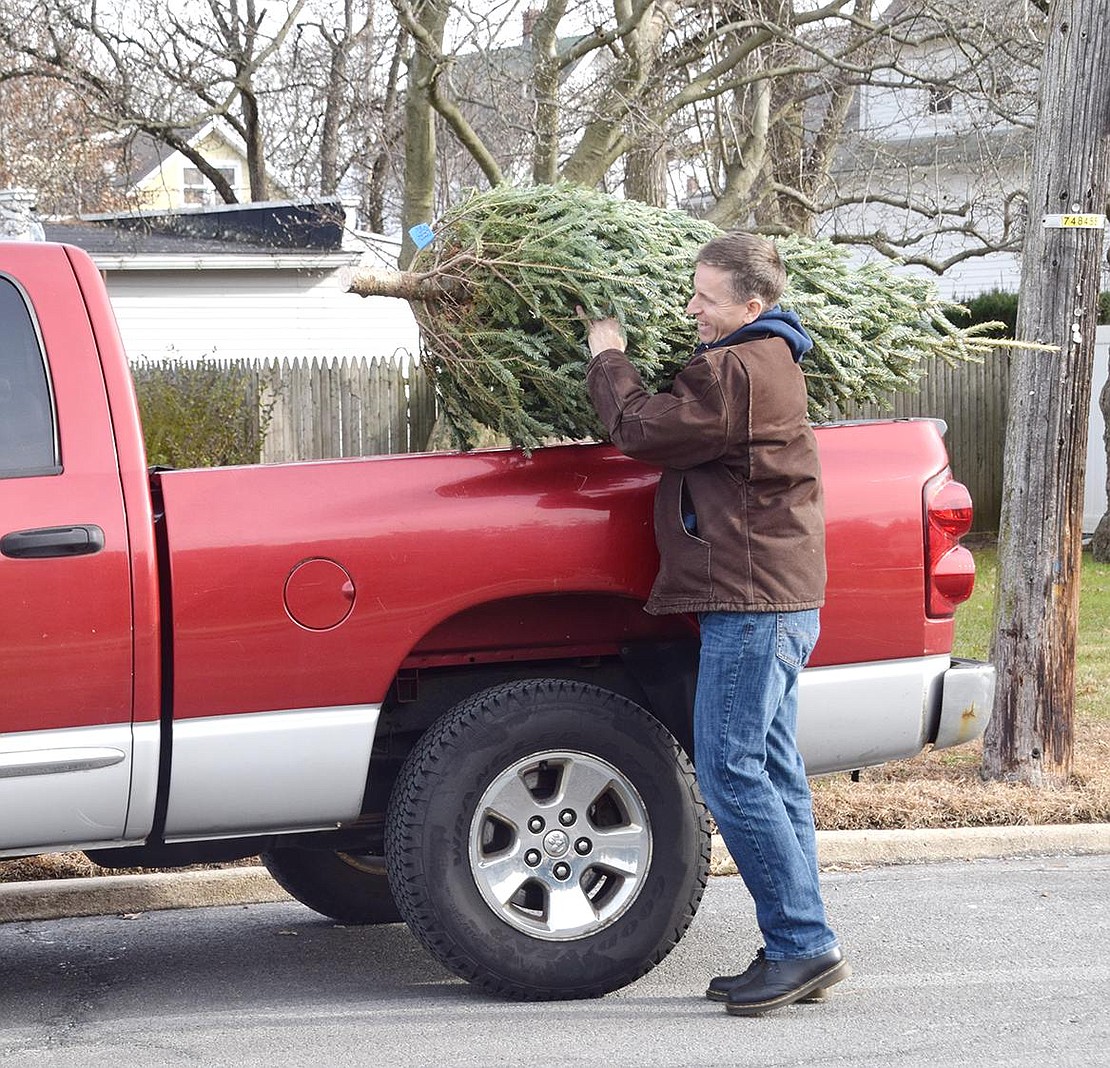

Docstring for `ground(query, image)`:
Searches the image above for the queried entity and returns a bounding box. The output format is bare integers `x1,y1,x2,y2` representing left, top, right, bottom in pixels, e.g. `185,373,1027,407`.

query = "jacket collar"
694,305,813,363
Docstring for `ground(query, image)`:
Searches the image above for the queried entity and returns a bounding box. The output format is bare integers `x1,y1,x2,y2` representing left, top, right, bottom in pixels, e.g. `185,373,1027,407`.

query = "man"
581,232,849,1016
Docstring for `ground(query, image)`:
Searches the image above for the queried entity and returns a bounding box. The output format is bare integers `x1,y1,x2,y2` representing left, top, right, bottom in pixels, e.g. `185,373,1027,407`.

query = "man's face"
685,263,763,345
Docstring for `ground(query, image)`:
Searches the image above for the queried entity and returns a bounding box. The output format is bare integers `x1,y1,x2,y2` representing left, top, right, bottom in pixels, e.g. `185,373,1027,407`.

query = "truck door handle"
0,524,105,559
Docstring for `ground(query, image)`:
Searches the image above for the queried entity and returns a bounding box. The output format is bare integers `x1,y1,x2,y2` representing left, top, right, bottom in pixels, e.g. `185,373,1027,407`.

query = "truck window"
0,276,58,477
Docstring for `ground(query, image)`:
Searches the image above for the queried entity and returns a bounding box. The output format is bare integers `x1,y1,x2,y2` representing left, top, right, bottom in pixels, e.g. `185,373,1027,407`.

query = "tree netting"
349,183,1002,448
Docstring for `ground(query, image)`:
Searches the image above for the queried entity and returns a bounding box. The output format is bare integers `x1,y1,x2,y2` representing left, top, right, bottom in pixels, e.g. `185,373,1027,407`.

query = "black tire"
261,845,403,925
385,679,709,1000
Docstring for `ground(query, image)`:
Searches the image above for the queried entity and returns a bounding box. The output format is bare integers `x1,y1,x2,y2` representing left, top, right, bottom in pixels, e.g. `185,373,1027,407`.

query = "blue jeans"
694,609,838,961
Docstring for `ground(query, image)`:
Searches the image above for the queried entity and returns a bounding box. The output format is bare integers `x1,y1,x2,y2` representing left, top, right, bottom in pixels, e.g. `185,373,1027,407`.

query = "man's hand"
576,307,626,357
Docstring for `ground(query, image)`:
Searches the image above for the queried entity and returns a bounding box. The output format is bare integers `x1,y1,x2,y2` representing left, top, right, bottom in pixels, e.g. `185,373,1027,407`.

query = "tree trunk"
400,0,449,267
560,1,670,188
704,81,770,228
621,3,670,208
342,265,461,301
363,34,408,236
624,138,668,207
529,0,568,186
241,87,269,201
982,0,1110,784
318,34,349,195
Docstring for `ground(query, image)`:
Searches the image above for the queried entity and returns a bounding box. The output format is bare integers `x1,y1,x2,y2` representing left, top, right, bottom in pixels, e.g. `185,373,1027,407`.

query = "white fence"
1084,326,1109,533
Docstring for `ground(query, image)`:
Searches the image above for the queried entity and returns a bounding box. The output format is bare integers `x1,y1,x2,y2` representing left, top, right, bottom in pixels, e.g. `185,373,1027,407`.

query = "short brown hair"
695,232,787,307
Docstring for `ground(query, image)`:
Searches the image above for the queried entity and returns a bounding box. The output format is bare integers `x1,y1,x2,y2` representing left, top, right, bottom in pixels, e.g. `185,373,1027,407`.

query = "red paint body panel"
156,446,671,718
64,247,162,726
817,420,956,662
157,420,952,720
0,246,138,732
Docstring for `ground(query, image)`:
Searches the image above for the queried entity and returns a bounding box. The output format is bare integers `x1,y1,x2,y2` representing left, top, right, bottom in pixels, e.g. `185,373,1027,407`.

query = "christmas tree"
348,183,1001,449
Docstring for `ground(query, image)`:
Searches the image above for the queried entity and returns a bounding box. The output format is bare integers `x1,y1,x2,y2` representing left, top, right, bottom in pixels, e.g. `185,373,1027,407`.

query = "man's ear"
742,298,764,325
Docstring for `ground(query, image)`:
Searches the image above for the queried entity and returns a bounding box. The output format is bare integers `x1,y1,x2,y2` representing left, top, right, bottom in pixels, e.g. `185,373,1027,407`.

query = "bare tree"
806,0,1045,271
0,0,308,203
384,0,1045,275
0,0,1046,257
981,0,1110,784
266,0,404,206
396,0,452,263
0,74,129,213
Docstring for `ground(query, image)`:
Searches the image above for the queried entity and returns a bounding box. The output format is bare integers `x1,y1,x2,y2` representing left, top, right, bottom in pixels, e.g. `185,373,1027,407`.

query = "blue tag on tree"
409,223,435,249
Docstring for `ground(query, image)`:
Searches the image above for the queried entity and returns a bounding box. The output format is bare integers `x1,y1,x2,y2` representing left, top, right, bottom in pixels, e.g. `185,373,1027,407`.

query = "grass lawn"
953,546,1110,724
811,545,1110,829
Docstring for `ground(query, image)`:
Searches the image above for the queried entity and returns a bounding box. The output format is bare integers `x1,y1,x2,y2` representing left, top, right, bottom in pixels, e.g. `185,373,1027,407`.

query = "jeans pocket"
775,610,820,669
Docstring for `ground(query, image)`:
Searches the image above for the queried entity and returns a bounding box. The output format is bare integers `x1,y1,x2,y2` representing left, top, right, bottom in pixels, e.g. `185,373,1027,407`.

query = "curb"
713,823,1110,874
2,824,1109,924
0,866,290,924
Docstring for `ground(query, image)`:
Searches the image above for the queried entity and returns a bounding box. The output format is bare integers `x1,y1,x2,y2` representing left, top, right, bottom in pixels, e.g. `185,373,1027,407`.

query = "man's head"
686,233,787,345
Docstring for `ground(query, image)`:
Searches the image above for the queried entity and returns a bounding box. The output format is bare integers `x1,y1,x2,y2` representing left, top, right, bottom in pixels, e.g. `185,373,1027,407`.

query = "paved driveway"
1,855,1107,1067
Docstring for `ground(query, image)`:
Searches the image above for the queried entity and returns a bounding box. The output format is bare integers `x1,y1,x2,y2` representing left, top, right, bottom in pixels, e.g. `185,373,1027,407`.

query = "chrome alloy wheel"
468,749,652,941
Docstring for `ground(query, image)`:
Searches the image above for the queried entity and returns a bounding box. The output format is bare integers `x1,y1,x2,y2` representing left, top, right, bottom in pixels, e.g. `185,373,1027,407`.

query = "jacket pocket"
653,474,712,598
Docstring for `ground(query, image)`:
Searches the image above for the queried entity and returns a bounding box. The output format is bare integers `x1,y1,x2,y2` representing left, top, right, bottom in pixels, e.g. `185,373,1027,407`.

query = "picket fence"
257,350,1010,529
252,356,438,464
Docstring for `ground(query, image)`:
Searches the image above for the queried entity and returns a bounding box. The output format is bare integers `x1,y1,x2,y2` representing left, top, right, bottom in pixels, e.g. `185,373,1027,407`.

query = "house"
40,198,419,366
811,0,1044,299
124,120,268,210
813,1,1109,531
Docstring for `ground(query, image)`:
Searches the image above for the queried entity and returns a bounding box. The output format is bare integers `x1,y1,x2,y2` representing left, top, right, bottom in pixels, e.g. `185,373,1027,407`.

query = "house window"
927,85,954,115
183,165,237,205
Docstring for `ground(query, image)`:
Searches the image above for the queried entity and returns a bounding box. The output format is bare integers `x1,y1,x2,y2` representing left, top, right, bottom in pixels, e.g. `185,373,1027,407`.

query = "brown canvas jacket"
585,335,826,615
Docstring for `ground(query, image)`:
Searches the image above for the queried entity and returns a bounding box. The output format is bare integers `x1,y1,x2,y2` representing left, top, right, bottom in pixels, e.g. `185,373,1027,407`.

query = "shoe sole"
724,960,851,1016
706,985,828,1004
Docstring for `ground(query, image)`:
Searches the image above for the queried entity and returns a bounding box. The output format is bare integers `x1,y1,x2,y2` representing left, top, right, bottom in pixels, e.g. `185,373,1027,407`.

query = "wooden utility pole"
982,0,1110,784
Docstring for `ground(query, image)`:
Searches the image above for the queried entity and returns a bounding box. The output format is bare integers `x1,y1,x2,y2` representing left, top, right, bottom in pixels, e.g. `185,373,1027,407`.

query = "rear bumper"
933,658,996,749
797,654,995,775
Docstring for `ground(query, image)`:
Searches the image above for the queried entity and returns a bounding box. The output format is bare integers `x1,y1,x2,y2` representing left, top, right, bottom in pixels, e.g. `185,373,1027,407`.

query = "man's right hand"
576,307,627,357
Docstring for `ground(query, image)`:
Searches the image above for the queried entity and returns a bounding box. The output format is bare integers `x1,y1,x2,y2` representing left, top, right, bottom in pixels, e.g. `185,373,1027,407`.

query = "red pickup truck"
0,242,992,1000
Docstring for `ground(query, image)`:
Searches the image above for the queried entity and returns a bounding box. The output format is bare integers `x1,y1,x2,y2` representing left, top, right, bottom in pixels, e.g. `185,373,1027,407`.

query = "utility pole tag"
1042,214,1107,229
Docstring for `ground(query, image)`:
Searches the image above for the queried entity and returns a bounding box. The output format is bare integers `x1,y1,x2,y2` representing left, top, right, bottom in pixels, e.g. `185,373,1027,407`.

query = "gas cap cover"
283,558,355,631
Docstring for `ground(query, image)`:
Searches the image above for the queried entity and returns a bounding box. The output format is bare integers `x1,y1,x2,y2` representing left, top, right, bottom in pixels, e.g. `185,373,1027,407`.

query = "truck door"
0,256,135,853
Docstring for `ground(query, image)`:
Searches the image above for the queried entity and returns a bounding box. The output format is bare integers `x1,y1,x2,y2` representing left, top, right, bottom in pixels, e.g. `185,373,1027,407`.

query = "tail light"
924,470,975,617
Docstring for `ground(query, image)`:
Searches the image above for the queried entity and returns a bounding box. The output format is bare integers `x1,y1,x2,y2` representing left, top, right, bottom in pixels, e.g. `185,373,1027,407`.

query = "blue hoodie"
694,305,813,363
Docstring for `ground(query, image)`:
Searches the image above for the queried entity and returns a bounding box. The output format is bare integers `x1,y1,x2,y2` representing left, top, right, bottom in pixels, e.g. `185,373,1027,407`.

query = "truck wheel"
385,679,709,1000
260,846,402,925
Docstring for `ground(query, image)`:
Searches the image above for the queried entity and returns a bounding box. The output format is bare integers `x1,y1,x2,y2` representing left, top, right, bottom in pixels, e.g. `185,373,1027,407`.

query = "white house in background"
808,2,1108,532
815,1,1042,300
42,199,419,366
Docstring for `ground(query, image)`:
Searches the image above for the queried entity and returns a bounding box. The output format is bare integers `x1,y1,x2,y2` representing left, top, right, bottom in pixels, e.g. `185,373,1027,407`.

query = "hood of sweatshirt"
694,305,813,363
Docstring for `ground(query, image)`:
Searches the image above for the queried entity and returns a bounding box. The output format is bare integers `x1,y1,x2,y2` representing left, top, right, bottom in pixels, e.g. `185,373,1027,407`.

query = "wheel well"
360,639,699,829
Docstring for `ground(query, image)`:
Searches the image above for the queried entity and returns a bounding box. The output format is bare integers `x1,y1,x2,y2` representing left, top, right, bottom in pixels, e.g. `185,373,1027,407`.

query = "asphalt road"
1,854,1107,1068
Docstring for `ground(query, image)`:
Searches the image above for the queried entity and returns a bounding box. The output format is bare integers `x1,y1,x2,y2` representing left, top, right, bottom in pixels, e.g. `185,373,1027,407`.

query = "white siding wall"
872,253,1022,301
104,267,419,365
